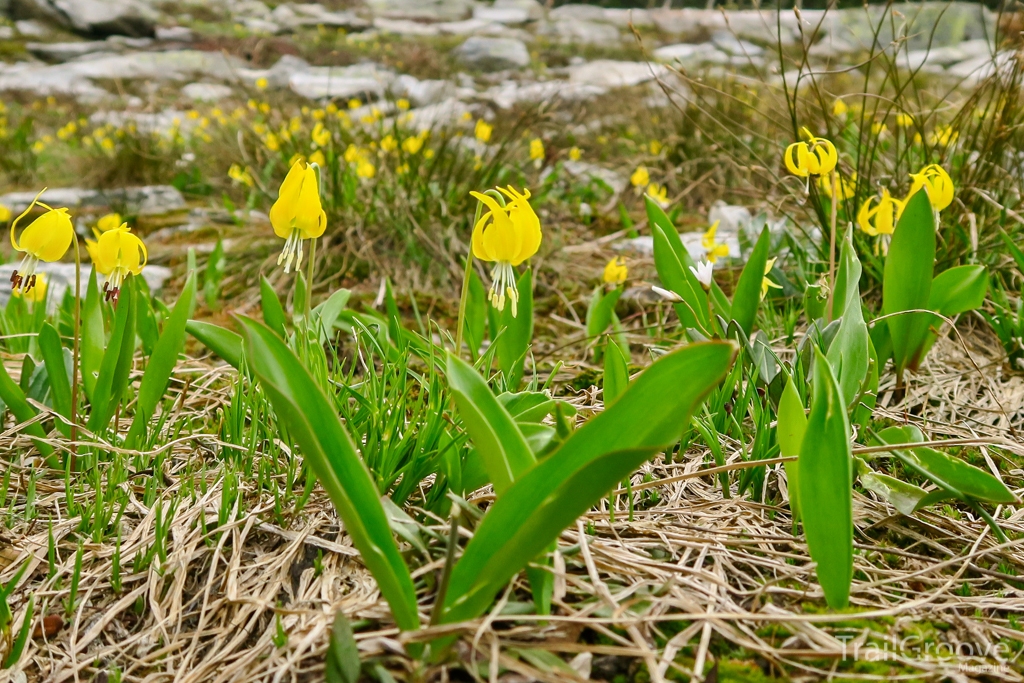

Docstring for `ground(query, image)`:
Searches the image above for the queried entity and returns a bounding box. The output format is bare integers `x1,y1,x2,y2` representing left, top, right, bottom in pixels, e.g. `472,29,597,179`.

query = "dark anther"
10,271,21,290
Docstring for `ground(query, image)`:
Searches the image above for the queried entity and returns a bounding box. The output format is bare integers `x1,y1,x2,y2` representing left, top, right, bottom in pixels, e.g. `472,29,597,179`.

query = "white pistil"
278,229,305,274
488,261,519,317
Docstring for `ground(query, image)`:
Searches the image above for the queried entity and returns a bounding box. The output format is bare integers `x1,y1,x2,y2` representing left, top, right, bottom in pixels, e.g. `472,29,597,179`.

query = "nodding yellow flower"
255,77,268,90
356,160,376,179
649,140,663,155
529,138,544,165
348,98,360,110
475,119,492,143
819,172,857,200
396,98,410,110
871,121,888,136
603,257,628,285
270,160,326,274
930,125,958,147
470,187,542,317
701,221,730,263
380,135,398,153
308,149,326,167
12,272,46,303
630,165,650,189
784,135,838,177
96,212,122,232
311,122,331,147
647,183,669,207
832,99,848,117
401,134,424,155
9,189,73,293
909,164,954,212
896,113,914,127
761,258,782,300
264,133,280,151
569,146,582,161
87,223,147,303
228,163,255,187
857,189,904,237
0,204,12,223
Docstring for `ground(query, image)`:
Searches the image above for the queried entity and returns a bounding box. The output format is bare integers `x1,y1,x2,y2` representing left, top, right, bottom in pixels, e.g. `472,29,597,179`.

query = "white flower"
651,286,682,302
690,260,714,289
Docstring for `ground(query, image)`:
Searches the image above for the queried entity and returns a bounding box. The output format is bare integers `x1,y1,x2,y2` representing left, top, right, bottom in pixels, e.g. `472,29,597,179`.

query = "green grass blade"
777,375,806,520
883,190,935,375
2,595,32,668
446,353,534,496
125,272,197,448
826,231,869,408
87,277,136,433
798,347,853,609
439,341,735,625
729,226,770,336
80,268,104,402
186,320,243,369
236,316,420,631
651,221,707,331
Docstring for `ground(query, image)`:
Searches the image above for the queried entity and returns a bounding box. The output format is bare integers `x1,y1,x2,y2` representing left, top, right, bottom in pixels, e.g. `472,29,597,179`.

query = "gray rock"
242,17,280,34
707,202,752,243
0,261,172,306
391,73,454,107
155,25,194,41
568,60,668,89
11,0,158,38
365,0,473,22
89,108,196,135
484,79,606,109
14,19,49,36
614,236,654,258
541,19,619,45
548,4,607,22
287,63,394,100
711,32,763,57
903,39,991,71
402,97,476,131
0,27,13,40
0,185,186,216
473,6,532,26
946,50,1014,86
454,36,529,71
562,161,626,194
25,40,112,62
493,0,543,21
372,18,441,37
182,82,234,102
602,8,654,28
269,3,369,31
239,53,311,89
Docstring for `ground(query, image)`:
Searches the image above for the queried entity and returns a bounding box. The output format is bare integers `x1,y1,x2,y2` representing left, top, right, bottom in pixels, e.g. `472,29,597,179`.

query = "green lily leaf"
883,190,935,375
730,226,770,336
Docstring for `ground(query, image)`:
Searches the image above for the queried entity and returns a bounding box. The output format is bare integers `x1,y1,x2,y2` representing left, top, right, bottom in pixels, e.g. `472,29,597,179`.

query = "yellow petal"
784,143,807,177
294,166,326,239
269,160,306,239
19,208,74,262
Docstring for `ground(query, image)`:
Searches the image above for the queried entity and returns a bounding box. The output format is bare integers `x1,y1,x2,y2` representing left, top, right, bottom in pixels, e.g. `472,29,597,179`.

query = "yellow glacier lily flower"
475,119,492,143
701,221,729,263
908,164,953,212
89,223,147,303
9,189,74,293
0,204,10,223
270,159,326,273
96,212,122,232
603,257,627,285
12,272,46,303
646,183,669,207
784,135,838,177
470,186,542,317
819,171,857,200
832,99,848,117
630,165,649,189
856,189,904,237
761,257,782,300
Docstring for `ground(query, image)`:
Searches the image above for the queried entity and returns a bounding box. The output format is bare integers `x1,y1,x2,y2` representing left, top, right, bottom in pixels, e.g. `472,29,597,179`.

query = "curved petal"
784,143,807,177
19,209,74,262
472,212,495,262
294,166,326,239
270,161,306,238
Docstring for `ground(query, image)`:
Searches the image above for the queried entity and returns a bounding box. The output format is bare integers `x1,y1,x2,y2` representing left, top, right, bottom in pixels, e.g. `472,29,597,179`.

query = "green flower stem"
70,234,81,469
827,170,838,320
454,189,504,359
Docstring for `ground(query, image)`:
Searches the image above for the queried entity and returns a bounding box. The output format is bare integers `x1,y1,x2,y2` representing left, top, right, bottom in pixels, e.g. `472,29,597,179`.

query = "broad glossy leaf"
777,375,806,518
494,268,533,388
875,427,1017,504
0,356,53,462
883,190,935,375
651,221,707,331
447,353,535,496
730,226,770,336
125,272,197,447
260,275,287,338
80,268,104,402
798,347,852,609
859,470,931,515
586,287,623,339
187,320,243,369
87,277,136,433
237,316,419,631
603,338,629,406
645,196,696,270
929,265,988,317
826,231,868,408
38,323,71,427
313,289,353,339
439,341,735,625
